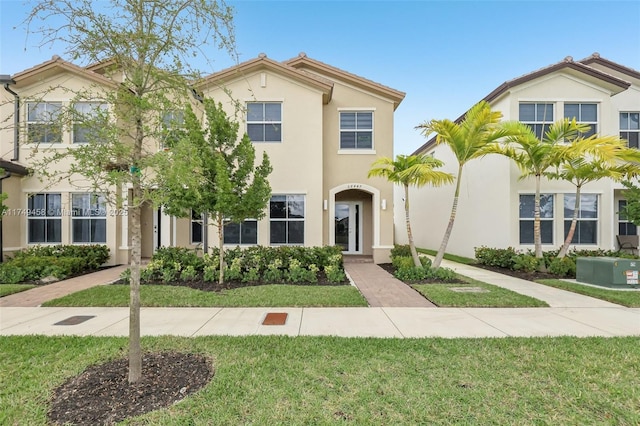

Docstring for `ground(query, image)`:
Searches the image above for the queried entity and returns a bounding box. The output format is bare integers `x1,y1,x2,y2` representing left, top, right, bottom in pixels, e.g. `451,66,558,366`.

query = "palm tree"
484,119,589,263
416,101,516,269
547,136,638,258
368,154,454,267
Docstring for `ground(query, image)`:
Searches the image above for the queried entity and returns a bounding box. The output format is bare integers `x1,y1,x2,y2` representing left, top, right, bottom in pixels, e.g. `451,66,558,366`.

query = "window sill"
337,149,376,155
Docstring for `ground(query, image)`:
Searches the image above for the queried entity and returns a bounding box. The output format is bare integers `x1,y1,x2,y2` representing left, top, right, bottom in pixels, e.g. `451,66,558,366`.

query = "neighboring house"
402,53,640,259
0,53,405,265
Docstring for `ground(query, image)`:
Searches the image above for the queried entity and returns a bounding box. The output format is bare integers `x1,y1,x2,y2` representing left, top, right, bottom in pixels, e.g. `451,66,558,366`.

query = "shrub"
394,266,427,281
390,244,412,258
263,259,284,283
420,256,432,269
203,265,218,282
324,264,347,283
512,254,540,273
152,247,203,270
181,265,199,281
242,267,260,283
0,264,26,284
286,259,317,283
425,267,458,282
548,257,576,277
474,246,518,269
392,255,414,270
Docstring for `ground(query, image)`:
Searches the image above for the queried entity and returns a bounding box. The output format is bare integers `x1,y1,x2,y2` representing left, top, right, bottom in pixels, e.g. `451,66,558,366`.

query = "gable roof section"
195,53,334,104
579,52,640,82
12,55,118,89
285,53,406,110
413,55,632,155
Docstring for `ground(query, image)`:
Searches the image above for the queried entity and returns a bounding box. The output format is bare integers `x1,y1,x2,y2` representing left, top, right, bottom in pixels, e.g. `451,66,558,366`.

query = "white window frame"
190,210,204,244
71,193,107,243
269,194,305,245
72,102,108,144
26,102,62,144
518,102,554,140
339,110,374,151
618,200,637,236
563,193,598,245
564,103,598,137
518,193,554,245
246,102,282,142
620,112,640,149
27,193,62,244
223,219,258,246
160,110,185,150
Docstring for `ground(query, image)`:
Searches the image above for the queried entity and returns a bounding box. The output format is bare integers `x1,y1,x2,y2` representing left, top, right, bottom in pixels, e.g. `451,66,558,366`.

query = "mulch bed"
377,263,466,284
48,352,213,425
471,263,563,281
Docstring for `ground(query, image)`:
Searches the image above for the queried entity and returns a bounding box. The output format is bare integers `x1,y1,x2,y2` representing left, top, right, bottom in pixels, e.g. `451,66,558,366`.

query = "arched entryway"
329,183,380,256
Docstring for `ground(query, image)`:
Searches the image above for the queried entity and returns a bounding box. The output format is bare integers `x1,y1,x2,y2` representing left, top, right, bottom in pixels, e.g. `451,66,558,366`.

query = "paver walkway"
0,265,128,307
344,262,436,307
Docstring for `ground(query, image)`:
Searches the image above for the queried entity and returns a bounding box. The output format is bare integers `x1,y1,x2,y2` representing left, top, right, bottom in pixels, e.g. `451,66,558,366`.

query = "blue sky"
1,0,639,154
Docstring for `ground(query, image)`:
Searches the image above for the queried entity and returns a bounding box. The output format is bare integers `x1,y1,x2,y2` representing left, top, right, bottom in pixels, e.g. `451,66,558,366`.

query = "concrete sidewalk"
2,306,639,338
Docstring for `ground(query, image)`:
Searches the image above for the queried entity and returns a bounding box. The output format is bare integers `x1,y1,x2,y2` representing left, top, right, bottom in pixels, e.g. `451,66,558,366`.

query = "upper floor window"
27,102,62,143
27,193,62,243
247,102,281,142
160,110,185,150
71,193,107,243
519,194,554,245
73,102,108,144
519,103,553,140
340,111,373,149
191,210,203,244
620,112,639,149
564,103,597,137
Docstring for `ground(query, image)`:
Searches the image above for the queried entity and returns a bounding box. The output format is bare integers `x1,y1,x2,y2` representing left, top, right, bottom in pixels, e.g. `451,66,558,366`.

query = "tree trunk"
404,184,421,267
433,164,463,269
558,186,581,258
128,185,142,384
217,213,225,284
533,175,543,260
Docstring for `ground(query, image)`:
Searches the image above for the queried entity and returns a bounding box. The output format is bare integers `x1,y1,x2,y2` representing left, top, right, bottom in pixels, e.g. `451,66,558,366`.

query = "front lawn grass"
413,277,548,307
2,335,639,425
42,284,368,307
417,248,477,265
0,284,37,297
536,279,640,307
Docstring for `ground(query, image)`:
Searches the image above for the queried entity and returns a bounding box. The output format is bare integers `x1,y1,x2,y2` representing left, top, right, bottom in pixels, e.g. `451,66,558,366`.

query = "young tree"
484,119,588,264
416,101,516,269
25,0,235,383
158,99,272,284
548,137,640,258
368,154,453,267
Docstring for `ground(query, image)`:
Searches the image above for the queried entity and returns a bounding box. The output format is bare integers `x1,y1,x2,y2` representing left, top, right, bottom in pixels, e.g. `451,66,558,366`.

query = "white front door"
335,202,362,254
152,207,161,252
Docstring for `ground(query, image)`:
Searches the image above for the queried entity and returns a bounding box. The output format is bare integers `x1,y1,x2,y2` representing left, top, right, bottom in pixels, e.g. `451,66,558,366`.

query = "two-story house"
404,53,640,259
0,53,405,264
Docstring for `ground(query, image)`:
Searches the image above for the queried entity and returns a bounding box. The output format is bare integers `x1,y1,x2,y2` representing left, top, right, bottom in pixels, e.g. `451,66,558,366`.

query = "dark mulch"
471,263,563,282
139,270,348,292
48,352,213,426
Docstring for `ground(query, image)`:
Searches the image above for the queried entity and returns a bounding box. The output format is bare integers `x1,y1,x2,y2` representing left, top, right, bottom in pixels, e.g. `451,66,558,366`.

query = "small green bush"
392,256,414,270
390,244,412,258
425,267,458,282
242,267,260,283
324,264,347,283
0,264,26,284
394,266,427,281
548,257,576,277
474,246,518,269
512,254,540,273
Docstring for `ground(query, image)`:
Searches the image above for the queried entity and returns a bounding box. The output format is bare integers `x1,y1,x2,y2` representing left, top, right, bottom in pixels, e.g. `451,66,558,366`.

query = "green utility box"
576,257,640,289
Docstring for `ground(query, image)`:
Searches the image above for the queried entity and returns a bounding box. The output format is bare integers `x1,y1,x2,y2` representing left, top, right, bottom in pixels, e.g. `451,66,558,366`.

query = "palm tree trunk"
533,175,543,259
558,187,581,258
433,164,463,269
404,184,421,267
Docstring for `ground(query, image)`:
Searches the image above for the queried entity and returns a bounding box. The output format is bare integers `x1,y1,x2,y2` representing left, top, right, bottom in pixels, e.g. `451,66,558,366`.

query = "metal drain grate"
54,315,96,326
262,312,288,325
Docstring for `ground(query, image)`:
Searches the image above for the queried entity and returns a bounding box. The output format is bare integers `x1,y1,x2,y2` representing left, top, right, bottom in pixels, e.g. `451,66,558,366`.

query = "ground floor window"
191,211,203,244
564,194,598,244
27,193,62,243
71,193,107,243
519,194,554,244
270,194,304,244
224,220,258,245
618,200,637,235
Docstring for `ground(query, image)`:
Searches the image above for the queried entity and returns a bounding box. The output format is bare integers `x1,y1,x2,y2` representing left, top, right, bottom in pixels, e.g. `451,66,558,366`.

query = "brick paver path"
344,262,436,307
0,265,129,307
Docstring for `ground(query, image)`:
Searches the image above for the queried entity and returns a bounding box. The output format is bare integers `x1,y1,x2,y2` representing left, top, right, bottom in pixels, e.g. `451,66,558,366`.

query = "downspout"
0,172,12,263
3,81,19,161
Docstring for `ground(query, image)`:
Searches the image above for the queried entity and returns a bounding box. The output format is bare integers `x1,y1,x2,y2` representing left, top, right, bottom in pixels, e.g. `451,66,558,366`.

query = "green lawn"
536,279,640,307
417,248,477,265
0,284,37,297
42,284,368,307
413,277,548,308
2,335,639,424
